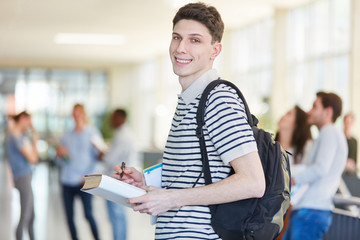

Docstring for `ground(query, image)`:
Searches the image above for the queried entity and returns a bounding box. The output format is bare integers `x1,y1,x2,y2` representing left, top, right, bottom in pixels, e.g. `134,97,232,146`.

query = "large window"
230,19,274,128
286,0,351,112
0,68,108,138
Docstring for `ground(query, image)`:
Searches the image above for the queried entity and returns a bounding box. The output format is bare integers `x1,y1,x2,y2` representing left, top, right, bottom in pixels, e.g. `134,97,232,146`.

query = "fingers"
129,197,156,215
113,165,132,175
140,185,155,192
111,170,137,186
112,172,121,180
113,164,122,173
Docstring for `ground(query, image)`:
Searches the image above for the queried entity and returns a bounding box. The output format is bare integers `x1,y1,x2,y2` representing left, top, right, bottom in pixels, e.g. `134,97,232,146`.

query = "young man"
113,3,265,239
283,92,348,240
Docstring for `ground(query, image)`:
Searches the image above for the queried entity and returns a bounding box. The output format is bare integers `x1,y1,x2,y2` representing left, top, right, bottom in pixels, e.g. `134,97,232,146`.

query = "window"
0,68,109,137
287,0,351,112
230,19,274,128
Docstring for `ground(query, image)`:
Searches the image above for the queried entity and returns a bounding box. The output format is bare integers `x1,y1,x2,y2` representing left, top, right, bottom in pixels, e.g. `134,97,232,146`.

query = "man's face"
344,114,354,128
307,97,326,127
169,19,221,84
110,113,124,128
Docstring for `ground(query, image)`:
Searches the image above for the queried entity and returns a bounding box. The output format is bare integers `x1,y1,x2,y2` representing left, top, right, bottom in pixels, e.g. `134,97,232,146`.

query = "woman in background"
275,105,313,170
6,111,39,240
56,104,102,240
275,105,313,239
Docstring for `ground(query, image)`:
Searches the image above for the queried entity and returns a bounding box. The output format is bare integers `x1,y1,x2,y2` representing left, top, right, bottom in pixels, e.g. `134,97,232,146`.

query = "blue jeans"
62,184,99,240
106,200,127,240
283,208,332,240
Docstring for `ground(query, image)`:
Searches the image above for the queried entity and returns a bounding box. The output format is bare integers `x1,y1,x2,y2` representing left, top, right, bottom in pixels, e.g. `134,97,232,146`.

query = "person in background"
343,113,358,175
6,111,39,240
101,109,141,240
283,92,348,240
275,105,312,239
275,105,313,174
56,104,101,240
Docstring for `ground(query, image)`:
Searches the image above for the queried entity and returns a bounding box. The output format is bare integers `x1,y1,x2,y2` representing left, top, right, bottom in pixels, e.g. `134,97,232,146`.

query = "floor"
0,159,155,240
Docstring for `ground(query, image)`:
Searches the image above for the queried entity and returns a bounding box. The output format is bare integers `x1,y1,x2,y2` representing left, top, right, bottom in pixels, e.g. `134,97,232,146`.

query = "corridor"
0,160,155,240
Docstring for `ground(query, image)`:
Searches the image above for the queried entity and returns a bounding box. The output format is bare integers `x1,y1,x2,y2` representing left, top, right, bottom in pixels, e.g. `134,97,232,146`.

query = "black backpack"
196,79,291,240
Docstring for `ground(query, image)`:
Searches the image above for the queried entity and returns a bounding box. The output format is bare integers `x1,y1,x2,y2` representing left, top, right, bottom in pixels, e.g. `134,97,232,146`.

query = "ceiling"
0,0,311,66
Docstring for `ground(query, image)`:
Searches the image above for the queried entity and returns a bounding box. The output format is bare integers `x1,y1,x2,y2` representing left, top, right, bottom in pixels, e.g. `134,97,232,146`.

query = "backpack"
196,79,291,240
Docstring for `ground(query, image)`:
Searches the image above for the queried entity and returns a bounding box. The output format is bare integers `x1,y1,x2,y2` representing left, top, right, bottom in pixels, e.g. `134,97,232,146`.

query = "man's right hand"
56,145,68,158
113,165,146,187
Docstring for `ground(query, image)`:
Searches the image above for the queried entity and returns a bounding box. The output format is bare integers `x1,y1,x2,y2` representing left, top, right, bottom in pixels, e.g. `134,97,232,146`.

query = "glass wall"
230,19,274,128
0,68,108,158
286,0,351,112
0,0,354,154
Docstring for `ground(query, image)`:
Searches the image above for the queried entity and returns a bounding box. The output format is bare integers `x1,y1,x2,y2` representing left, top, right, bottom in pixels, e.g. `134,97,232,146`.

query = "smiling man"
113,3,265,239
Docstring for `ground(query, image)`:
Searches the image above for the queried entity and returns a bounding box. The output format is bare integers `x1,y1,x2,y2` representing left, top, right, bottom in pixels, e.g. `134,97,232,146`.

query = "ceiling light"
54,33,125,46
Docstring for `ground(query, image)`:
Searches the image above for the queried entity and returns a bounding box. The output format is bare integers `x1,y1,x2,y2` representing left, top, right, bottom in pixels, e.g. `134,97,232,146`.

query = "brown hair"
172,2,224,43
316,91,342,122
113,108,127,119
12,111,30,122
275,106,312,163
292,106,312,163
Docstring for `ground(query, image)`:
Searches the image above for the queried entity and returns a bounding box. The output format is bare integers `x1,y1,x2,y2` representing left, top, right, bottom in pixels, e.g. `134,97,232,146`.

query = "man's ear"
210,42,222,60
325,106,334,122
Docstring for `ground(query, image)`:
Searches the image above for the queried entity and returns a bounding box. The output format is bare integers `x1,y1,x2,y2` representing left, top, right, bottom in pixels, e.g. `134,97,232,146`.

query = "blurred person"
343,113,358,175
100,109,141,240
283,92,348,240
275,106,312,239
112,3,265,239
275,105,313,174
6,111,39,240
56,104,101,240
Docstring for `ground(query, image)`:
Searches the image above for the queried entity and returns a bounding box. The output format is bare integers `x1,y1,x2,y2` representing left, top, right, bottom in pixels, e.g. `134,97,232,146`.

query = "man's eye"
173,36,180,40
191,39,200,43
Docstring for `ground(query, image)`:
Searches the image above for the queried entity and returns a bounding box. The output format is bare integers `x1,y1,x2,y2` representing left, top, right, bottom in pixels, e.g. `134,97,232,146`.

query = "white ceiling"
0,0,311,66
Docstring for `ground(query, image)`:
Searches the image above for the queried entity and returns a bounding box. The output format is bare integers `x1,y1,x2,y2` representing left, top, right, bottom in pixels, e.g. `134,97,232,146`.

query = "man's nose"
176,39,187,53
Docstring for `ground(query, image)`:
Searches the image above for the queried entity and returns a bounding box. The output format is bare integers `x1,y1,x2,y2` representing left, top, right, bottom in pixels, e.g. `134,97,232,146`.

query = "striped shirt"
155,69,258,239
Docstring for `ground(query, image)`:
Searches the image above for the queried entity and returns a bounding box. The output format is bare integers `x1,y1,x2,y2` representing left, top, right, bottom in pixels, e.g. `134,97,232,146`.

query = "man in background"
343,113,358,175
284,92,348,240
102,109,140,240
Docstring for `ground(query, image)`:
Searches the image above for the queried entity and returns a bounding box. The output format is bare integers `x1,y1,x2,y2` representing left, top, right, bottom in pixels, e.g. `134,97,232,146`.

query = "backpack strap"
195,79,257,187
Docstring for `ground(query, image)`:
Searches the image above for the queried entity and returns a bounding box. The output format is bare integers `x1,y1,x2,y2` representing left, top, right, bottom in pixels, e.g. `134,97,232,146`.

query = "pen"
120,162,125,178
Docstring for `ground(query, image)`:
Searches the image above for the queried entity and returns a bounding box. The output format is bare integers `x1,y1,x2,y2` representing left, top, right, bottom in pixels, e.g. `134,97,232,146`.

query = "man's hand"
56,145,68,158
113,165,146,187
129,186,178,216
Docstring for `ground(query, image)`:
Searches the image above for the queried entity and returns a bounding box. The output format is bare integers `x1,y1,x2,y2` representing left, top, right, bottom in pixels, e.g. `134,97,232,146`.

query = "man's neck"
318,121,332,130
344,128,352,138
179,78,195,92
11,125,22,135
178,67,213,92
75,122,85,132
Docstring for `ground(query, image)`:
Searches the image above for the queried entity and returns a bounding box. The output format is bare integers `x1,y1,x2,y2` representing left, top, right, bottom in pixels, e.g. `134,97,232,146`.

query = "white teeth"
176,58,191,64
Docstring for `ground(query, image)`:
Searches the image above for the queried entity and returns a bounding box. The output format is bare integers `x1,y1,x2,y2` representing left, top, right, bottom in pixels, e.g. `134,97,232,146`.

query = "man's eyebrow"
172,32,203,37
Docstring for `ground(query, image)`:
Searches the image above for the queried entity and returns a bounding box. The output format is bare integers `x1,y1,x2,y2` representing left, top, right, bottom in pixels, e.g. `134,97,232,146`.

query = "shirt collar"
179,69,219,105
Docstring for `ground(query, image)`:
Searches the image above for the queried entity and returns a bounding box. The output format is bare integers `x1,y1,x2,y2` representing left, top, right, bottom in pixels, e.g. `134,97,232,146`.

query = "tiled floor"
0,160,155,240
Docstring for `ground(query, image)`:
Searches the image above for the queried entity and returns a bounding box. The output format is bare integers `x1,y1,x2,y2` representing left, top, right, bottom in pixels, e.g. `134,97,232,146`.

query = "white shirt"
104,123,141,175
293,124,348,210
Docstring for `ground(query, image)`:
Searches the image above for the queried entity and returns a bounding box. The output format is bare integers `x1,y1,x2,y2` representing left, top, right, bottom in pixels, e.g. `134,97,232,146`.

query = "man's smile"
175,57,192,64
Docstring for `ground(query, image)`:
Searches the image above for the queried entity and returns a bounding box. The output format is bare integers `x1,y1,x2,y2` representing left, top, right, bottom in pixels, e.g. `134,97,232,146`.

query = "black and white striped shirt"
155,70,257,239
